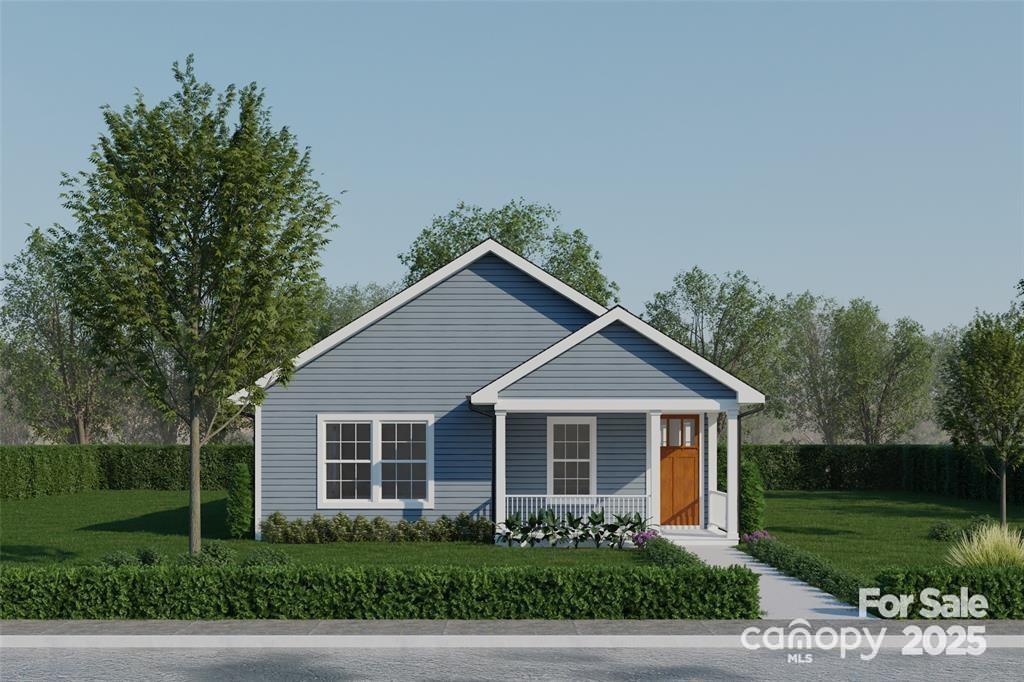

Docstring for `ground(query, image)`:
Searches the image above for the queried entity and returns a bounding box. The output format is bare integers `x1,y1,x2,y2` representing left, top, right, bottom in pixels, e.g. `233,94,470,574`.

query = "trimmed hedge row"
637,537,704,569
0,564,760,620
876,567,1024,620
0,445,252,499
742,538,864,605
735,444,1023,505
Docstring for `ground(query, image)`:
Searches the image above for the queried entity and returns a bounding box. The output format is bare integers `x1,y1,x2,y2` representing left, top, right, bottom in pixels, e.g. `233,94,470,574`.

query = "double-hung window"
318,414,434,509
547,416,597,495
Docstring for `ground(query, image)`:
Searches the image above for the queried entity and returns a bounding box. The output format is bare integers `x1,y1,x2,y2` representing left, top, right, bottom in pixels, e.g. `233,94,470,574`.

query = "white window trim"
546,416,598,496
317,413,435,510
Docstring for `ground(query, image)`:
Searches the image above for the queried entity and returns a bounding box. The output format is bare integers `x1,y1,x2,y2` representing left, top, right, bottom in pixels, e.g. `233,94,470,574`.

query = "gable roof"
470,306,766,405
230,239,608,402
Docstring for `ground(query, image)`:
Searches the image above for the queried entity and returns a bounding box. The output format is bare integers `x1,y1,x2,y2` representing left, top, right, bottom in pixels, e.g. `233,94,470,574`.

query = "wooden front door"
660,415,700,525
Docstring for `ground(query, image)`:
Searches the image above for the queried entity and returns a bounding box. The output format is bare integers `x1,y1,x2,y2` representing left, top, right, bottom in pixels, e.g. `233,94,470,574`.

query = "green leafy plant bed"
0,564,760,620
876,567,1024,620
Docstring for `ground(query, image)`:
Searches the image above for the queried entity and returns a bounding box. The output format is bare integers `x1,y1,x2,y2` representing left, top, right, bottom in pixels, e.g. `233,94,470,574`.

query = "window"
318,414,434,509
662,416,697,448
547,416,597,496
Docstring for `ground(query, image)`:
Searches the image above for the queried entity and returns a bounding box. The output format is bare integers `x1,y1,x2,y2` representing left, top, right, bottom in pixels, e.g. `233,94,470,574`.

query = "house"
244,239,764,544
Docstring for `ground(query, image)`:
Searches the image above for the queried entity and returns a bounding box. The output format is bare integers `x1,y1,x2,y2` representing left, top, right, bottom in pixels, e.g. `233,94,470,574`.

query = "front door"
660,415,700,525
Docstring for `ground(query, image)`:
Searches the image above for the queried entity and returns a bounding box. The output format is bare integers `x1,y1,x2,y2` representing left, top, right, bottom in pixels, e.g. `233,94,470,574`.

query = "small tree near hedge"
226,463,253,539
739,459,766,535
938,305,1024,528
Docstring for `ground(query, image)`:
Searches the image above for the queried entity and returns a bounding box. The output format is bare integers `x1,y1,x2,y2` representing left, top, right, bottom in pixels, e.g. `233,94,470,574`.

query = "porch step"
661,528,736,547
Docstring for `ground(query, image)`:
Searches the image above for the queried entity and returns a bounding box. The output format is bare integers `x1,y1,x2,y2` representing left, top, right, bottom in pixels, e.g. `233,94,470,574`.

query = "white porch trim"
726,408,739,540
487,398,738,414
253,405,262,540
647,411,661,527
494,411,507,523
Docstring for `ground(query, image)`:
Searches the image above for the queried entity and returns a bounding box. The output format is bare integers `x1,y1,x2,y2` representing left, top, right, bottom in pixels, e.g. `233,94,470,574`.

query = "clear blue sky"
2,1,1021,331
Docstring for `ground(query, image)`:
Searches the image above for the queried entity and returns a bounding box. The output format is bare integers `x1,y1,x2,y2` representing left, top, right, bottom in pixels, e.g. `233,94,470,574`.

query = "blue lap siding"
505,413,647,496
259,254,596,522
500,321,735,399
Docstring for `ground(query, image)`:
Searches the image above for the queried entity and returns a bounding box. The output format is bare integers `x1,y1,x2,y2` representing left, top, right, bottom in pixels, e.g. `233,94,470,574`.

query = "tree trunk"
1000,459,1008,529
75,414,89,445
189,397,202,554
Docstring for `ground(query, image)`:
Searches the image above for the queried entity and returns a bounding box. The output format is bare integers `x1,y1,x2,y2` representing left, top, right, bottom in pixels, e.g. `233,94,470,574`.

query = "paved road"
4,645,1021,680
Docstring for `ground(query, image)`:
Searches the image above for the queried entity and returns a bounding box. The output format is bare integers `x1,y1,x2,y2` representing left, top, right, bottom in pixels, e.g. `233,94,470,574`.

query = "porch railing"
504,495,650,522
708,490,727,529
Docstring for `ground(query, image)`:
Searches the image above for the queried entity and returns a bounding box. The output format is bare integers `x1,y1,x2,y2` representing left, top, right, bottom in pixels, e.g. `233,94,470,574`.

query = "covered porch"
491,403,742,543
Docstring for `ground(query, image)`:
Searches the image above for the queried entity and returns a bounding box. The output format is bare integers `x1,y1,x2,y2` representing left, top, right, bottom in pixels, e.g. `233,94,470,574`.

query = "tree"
778,293,847,444
314,281,397,340
0,229,120,444
643,267,785,419
59,56,336,553
937,306,1024,528
399,199,619,305
832,299,932,444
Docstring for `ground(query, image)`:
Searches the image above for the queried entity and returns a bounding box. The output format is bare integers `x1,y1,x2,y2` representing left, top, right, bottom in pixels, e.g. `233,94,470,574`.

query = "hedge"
742,537,864,605
0,445,252,499
876,567,1024,620
719,444,1023,505
0,564,760,620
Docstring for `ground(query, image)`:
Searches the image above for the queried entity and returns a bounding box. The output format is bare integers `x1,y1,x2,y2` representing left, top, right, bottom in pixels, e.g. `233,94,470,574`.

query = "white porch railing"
505,495,650,521
709,490,727,529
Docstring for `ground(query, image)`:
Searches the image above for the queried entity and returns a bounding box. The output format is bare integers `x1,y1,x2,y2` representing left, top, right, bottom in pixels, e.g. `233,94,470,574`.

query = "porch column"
494,410,506,523
726,408,739,540
706,412,718,492
647,411,661,527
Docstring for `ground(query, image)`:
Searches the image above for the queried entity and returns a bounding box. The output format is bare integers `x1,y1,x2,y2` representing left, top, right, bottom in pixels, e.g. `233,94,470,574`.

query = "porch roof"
470,307,765,409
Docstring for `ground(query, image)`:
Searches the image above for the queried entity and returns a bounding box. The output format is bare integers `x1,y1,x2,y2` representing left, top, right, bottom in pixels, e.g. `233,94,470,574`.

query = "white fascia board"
494,398,738,413
229,239,608,403
471,307,766,405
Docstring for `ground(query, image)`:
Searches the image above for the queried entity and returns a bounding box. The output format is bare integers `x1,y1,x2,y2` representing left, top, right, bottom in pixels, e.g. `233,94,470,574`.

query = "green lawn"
0,490,640,567
764,490,1024,582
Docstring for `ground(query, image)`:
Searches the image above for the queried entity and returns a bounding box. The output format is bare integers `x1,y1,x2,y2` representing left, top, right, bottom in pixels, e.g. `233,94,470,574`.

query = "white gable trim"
230,239,607,402
470,306,766,405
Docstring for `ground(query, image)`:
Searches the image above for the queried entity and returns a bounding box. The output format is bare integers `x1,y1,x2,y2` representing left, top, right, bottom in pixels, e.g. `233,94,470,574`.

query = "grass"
764,490,1024,582
0,490,640,568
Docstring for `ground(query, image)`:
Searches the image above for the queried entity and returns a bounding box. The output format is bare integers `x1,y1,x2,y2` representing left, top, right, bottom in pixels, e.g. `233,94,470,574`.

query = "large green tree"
0,229,119,443
59,57,336,552
778,293,847,444
313,281,397,340
399,200,619,305
832,299,932,444
938,306,1024,527
643,267,786,417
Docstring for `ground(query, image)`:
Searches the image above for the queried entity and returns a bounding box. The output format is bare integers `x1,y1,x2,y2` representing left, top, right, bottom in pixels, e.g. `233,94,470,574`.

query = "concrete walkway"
684,545,863,620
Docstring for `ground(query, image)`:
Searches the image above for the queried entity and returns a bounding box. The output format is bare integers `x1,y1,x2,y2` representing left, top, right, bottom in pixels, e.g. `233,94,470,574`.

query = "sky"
2,1,1022,332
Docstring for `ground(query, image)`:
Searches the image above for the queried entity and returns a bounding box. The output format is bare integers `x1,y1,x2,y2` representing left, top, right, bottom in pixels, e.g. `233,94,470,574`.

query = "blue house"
244,240,764,544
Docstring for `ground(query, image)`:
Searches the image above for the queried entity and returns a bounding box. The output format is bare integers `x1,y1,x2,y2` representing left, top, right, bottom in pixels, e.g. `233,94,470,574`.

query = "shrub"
0,446,101,499
632,529,660,550
638,538,703,569
742,537,864,605
947,524,1024,568
876,567,1024,619
0,564,760,620
99,551,141,567
225,463,253,539
178,541,237,567
259,511,494,544
241,546,292,568
0,444,253,499
963,514,998,538
135,547,164,566
739,459,765,535
927,521,959,541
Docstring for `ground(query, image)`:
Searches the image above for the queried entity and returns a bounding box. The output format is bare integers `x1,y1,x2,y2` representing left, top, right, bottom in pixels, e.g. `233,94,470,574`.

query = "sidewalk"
684,544,862,619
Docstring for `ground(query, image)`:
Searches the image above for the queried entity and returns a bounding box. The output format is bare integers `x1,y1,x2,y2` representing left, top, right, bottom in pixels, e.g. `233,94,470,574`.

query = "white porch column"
707,412,718,492
494,410,506,523
647,411,661,526
726,408,739,540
